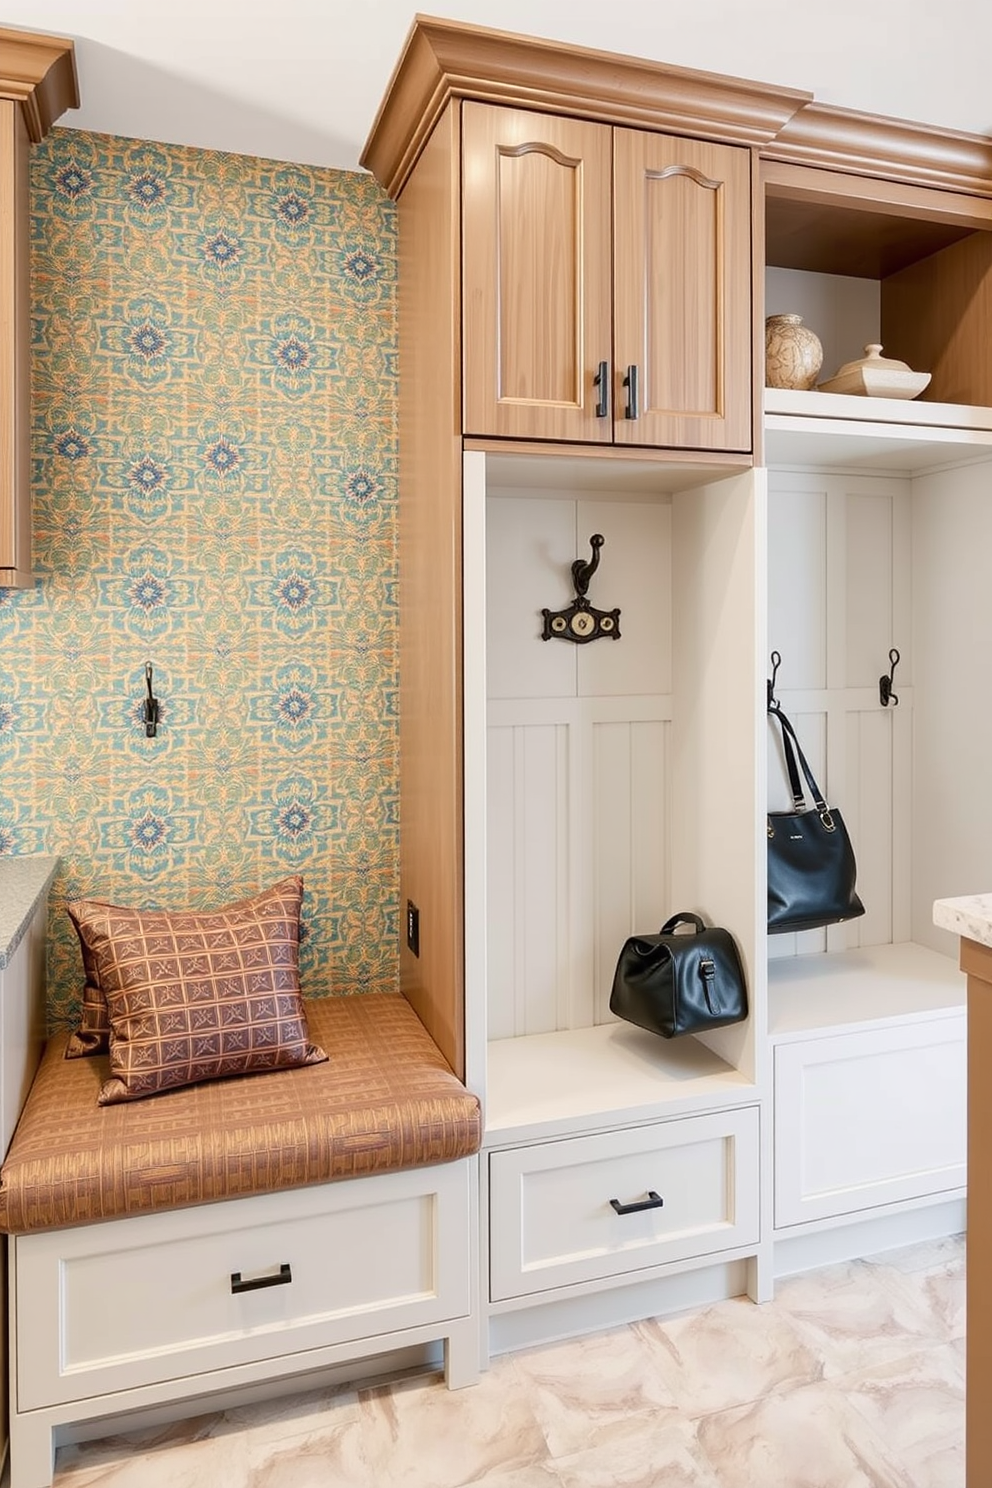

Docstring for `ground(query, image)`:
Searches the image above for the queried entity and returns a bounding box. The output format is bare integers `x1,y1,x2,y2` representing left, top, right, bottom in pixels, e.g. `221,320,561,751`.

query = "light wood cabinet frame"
0,26,77,589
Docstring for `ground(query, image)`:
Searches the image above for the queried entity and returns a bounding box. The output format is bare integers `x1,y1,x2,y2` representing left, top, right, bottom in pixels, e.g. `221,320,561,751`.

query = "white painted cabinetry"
10,1161,479,1487
489,1109,759,1302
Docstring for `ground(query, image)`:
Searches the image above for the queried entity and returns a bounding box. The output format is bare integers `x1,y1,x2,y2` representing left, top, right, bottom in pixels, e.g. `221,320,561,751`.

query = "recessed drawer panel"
489,1107,759,1302
773,1014,967,1229
16,1162,472,1410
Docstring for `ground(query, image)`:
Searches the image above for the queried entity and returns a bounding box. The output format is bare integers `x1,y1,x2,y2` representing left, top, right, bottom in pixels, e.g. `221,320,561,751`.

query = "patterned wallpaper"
1,129,399,1027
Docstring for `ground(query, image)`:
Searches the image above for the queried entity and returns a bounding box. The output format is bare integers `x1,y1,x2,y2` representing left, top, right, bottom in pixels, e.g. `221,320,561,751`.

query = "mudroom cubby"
463,449,769,1348
760,167,992,1253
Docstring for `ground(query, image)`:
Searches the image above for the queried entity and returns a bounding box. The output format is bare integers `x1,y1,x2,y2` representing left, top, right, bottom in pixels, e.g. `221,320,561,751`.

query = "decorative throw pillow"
65,877,326,1105
65,903,112,1056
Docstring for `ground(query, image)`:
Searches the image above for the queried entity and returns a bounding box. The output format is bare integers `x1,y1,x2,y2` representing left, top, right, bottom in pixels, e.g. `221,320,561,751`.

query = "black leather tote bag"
610,912,748,1039
767,705,865,934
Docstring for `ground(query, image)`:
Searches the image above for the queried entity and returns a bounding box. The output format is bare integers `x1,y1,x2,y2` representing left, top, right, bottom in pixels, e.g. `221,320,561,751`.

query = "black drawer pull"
230,1263,293,1294
610,1190,664,1216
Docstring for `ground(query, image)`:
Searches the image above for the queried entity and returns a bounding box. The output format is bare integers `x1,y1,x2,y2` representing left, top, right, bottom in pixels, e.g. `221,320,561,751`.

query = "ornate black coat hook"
542,533,621,644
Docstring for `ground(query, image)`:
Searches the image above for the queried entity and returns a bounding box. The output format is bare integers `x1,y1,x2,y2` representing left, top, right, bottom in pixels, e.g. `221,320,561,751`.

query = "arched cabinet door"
613,129,752,452
461,102,613,444
461,102,753,453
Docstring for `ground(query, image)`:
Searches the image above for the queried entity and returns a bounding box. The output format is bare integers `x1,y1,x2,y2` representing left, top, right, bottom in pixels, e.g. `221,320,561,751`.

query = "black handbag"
767,705,865,934
609,912,748,1039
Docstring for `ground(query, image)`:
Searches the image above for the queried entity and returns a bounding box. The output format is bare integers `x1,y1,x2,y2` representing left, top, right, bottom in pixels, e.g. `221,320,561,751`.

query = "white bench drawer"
489,1107,759,1302
773,1014,967,1229
15,1162,472,1410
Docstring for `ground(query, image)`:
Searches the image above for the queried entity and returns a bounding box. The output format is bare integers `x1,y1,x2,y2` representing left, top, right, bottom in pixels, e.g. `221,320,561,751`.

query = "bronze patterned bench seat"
0,993,482,1234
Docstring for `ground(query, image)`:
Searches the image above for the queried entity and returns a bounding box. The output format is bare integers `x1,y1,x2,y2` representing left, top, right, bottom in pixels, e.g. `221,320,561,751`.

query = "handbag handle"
658,912,706,936
768,706,835,829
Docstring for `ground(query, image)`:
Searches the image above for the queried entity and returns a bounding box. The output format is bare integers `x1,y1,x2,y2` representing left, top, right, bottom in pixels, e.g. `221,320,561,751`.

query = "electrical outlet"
406,900,420,958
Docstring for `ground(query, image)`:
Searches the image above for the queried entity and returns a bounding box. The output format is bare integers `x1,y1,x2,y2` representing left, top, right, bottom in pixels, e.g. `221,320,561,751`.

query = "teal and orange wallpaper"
1,128,399,1026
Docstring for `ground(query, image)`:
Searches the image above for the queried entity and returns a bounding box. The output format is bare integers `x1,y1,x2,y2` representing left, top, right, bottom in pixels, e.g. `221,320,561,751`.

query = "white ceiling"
9,1,992,178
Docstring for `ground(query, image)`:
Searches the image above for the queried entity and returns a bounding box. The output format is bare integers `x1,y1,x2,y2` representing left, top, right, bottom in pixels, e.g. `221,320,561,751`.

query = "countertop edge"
933,892,992,951
0,856,60,970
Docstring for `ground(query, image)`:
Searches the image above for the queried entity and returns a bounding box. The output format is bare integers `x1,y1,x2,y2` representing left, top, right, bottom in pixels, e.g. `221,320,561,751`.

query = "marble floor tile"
54,1431,251,1488
632,1293,824,1417
695,1380,917,1488
771,1256,949,1379
863,1234,964,1276
834,1344,964,1488
549,1413,724,1488
354,1362,549,1488
240,1419,382,1488
862,1241,966,1342
508,1323,681,1456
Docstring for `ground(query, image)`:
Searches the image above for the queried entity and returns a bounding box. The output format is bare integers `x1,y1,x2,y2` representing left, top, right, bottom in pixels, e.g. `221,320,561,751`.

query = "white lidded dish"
818,344,932,399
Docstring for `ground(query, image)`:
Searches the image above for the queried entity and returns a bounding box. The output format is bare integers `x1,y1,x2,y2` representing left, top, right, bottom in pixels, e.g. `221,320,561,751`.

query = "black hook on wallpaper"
144,661,159,737
879,648,900,707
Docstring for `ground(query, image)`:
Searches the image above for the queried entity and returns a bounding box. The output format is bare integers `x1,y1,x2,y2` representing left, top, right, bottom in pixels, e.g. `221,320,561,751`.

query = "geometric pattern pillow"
65,879,302,1059
65,876,327,1104
65,899,114,1056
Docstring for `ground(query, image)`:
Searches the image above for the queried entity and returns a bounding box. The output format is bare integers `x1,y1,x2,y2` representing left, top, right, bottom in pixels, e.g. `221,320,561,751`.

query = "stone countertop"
0,857,59,970
933,893,992,951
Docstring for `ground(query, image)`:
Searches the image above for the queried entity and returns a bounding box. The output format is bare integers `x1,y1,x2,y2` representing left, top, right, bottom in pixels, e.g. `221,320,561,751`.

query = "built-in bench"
0,992,483,1488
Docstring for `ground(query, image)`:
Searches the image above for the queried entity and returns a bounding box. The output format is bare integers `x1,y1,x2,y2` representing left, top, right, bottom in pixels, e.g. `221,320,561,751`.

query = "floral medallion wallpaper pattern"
1,129,399,1027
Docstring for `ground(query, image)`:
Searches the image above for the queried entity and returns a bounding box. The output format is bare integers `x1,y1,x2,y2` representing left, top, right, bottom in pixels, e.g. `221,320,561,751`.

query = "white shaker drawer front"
773,1015,966,1229
489,1108,759,1302
15,1161,473,1410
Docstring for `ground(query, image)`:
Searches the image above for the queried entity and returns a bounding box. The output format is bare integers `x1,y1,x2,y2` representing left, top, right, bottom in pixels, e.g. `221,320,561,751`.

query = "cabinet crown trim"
363,16,992,202
361,14,810,197
0,25,78,143
768,101,992,198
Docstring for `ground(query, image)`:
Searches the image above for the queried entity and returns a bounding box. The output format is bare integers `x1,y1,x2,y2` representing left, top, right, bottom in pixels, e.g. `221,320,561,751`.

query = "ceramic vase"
765,313,823,391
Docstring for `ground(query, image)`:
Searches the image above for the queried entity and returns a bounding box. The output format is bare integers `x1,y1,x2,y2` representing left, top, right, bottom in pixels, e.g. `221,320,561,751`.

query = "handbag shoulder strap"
768,706,831,820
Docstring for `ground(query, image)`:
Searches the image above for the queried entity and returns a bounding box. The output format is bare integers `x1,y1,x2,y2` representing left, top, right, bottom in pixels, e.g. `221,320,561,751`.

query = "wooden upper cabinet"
0,26,78,589
613,130,752,451
461,102,752,452
462,103,613,444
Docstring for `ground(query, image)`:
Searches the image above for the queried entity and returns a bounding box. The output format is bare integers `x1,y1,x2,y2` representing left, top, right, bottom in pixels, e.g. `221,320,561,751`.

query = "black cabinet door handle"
623,364,639,420
231,1263,293,1294
610,1190,664,1216
594,359,610,418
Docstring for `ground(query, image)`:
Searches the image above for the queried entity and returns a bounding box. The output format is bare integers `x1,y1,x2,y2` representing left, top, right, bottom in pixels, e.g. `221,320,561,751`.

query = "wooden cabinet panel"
613,130,752,451
462,104,752,453
462,103,613,443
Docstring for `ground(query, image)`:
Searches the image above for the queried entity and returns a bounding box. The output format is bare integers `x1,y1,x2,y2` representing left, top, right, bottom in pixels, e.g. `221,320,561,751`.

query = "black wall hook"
542,533,621,645
879,648,900,707
571,533,603,597
767,650,782,712
144,661,159,737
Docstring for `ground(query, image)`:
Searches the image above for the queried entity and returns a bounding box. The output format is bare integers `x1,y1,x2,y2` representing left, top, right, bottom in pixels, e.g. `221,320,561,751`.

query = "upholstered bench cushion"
0,994,481,1234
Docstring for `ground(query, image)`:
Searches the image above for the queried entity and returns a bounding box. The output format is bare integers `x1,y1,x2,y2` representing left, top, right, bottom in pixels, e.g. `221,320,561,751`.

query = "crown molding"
361,14,810,197
765,102,992,197
363,15,992,203
0,25,78,144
